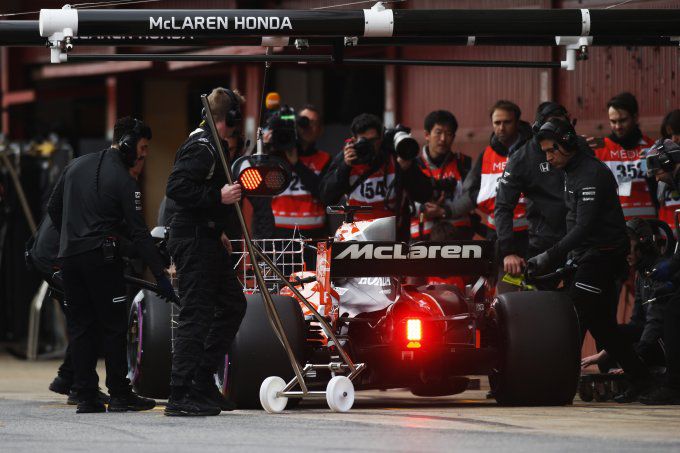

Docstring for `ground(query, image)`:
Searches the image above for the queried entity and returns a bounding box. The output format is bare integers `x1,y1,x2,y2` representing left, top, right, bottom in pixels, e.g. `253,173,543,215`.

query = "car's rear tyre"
225,294,305,409
491,291,580,406
127,290,172,399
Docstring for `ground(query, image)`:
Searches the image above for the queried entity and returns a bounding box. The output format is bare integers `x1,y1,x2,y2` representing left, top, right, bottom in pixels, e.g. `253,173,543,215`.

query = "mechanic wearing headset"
30,146,155,406
47,117,172,413
528,118,651,403
495,102,592,289
642,138,680,405
165,87,246,416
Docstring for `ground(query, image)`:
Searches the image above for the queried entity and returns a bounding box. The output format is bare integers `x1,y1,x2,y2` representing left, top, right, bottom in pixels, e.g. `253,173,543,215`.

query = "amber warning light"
231,154,292,197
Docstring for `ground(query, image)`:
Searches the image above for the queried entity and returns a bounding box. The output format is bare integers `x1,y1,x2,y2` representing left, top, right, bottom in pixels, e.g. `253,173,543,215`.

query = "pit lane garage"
3,2,678,413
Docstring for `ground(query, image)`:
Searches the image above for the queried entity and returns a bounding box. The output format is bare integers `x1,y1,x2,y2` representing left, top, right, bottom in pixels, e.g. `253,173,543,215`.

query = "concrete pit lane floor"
1,352,679,453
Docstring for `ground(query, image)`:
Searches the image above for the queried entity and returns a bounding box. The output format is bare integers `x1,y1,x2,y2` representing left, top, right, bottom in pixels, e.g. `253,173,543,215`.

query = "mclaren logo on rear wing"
330,241,494,278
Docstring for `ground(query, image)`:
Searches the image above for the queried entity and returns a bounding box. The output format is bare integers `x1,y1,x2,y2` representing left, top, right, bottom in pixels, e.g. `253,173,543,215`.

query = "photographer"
411,110,473,240
269,105,331,246
319,113,432,240
642,139,680,405
47,117,170,413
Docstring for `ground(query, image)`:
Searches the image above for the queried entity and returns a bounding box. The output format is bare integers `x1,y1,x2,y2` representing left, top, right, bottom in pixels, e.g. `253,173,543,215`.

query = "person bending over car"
47,117,171,413
319,113,432,241
527,117,651,403
581,218,667,373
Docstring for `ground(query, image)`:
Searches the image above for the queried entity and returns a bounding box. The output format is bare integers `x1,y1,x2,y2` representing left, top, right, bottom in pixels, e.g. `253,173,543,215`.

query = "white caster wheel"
260,376,288,413
326,376,355,412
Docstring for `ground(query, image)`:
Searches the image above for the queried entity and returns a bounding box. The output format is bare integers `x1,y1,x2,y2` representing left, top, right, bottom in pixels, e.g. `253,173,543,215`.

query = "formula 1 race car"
128,206,581,409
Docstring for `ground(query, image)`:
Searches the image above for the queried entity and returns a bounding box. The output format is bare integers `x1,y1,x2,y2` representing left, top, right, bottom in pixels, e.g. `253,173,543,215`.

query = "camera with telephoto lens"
268,106,298,152
432,177,458,199
352,137,379,165
383,124,419,161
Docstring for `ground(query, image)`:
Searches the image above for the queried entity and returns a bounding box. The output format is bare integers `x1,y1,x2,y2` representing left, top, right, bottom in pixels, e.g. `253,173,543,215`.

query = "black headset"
202,88,243,128
118,118,144,168
532,102,568,133
537,119,578,150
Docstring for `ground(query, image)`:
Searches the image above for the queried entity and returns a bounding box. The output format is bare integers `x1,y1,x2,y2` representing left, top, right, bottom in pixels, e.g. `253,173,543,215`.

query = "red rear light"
406,318,422,349
239,167,263,191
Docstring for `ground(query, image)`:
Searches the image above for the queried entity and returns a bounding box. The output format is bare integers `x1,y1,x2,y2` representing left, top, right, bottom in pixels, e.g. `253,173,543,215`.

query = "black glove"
526,251,551,276
649,258,680,282
155,273,179,305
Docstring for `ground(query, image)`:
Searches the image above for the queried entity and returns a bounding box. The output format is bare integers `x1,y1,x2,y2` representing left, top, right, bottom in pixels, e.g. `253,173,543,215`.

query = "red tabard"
272,151,331,229
475,146,527,231
595,136,656,220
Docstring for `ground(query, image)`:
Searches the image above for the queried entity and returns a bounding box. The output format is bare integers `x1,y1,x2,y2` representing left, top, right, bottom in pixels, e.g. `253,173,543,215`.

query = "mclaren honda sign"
331,241,493,278
149,15,293,31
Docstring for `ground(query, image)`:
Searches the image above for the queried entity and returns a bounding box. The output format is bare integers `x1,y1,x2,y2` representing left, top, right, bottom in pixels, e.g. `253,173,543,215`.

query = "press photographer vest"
347,160,396,221
410,150,470,239
476,146,527,231
271,150,331,230
595,136,655,220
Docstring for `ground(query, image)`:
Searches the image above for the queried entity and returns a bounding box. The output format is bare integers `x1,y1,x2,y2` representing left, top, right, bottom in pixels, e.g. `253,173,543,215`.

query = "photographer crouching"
319,113,432,240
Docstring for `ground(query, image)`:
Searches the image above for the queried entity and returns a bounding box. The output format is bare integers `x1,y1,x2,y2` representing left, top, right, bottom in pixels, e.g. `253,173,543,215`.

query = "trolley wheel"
259,376,288,414
326,376,355,413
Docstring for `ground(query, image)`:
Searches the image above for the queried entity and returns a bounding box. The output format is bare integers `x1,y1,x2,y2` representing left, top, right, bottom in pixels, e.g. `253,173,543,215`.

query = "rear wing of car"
328,241,495,278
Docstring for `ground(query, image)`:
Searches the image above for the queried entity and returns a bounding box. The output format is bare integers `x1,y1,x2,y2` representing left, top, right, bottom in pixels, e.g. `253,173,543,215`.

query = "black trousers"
61,250,130,398
168,234,247,388
664,293,680,389
568,254,648,381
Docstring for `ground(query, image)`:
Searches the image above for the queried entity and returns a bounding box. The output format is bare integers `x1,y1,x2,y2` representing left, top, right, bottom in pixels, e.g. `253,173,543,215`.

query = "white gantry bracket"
556,36,593,71
39,4,78,63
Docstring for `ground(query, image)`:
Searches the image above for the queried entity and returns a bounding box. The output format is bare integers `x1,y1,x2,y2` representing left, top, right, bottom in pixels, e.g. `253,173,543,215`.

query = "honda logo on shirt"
539,162,551,173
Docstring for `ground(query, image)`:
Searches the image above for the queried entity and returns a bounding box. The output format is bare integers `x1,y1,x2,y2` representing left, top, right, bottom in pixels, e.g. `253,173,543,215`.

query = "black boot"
49,376,72,396
67,389,111,406
76,399,106,414
108,392,156,412
192,382,237,412
164,387,221,417
640,386,680,405
614,378,651,404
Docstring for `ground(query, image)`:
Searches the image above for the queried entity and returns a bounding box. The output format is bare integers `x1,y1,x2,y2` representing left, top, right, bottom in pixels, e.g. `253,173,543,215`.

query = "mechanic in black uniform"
527,118,651,403
495,102,592,288
47,117,173,413
581,218,667,372
642,138,680,405
165,87,247,416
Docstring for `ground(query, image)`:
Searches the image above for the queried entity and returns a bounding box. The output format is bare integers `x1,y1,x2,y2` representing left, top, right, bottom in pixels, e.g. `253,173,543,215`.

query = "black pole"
65,53,334,63
65,52,562,68
0,20,44,45
344,58,563,68
3,26,678,48
37,9,680,38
